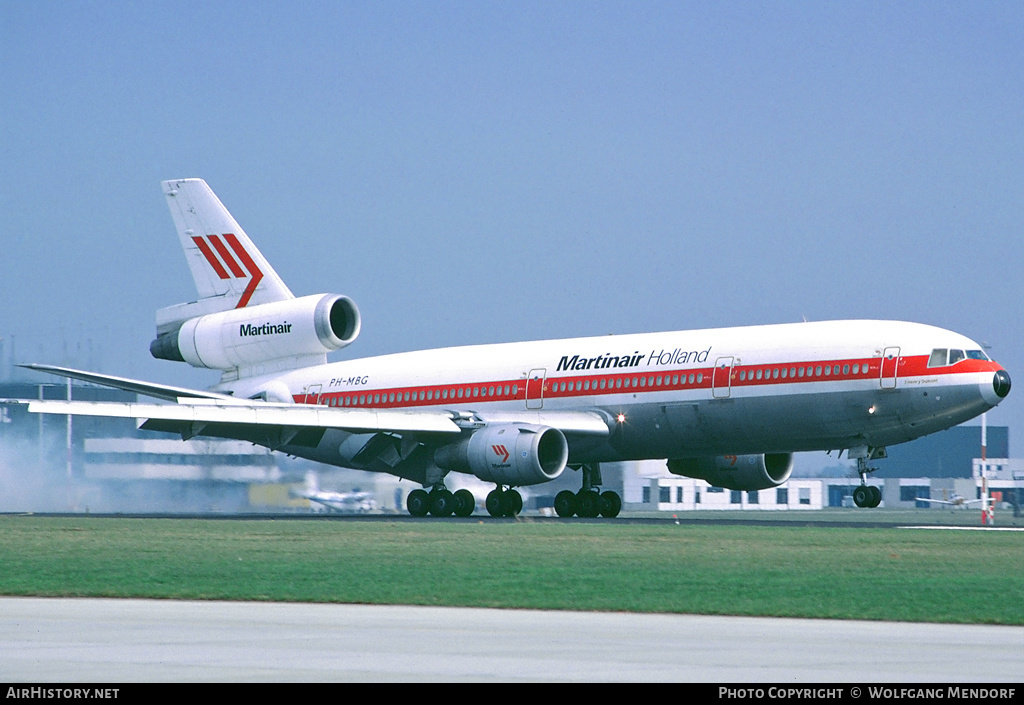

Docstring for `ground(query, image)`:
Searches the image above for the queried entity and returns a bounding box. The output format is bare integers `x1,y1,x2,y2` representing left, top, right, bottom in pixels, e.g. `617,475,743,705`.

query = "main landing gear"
553,463,622,518
407,486,476,518
486,487,523,517
852,455,882,508
406,484,521,518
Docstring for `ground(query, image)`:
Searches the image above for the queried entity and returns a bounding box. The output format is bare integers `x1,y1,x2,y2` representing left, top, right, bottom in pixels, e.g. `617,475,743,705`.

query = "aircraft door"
526,369,546,409
303,384,323,404
712,357,734,399
880,347,900,389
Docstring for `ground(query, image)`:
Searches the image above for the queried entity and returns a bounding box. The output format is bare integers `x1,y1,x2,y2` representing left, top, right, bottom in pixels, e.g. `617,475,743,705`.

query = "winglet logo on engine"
492,445,510,463
192,234,265,308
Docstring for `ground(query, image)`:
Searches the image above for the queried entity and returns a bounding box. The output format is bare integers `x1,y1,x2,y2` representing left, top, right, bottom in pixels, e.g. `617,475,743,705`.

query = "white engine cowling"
666,453,794,491
434,424,568,486
150,293,360,370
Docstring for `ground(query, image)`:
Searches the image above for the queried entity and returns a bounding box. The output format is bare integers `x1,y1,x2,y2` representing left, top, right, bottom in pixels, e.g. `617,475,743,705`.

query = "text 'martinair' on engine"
150,293,360,371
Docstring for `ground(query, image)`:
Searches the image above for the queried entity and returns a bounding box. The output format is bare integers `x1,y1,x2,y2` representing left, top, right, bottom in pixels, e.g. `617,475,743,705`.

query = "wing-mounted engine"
150,293,360,373
434,423,568,486
667,453,794,491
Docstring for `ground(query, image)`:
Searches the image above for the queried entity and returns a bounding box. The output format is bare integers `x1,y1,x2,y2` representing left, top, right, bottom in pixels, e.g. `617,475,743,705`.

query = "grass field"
1,515,1021,624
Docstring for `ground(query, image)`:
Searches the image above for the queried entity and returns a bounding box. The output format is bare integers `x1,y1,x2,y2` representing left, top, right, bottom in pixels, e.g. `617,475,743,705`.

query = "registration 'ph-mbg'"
19,179,1011,518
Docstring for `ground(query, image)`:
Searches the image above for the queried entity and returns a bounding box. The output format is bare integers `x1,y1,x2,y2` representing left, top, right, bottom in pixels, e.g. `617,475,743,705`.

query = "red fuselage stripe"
293,355,1000,408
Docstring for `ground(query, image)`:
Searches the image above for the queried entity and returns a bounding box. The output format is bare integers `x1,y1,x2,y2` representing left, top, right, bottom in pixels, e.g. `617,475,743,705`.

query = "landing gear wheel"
486,489,505,517
575,489,601,518
407,489,430,517
502,489,523,517
868,485,882,508
429,489,456,517
453,489,475,517
554,490,576,518
853,485,871,508
599,491,622,518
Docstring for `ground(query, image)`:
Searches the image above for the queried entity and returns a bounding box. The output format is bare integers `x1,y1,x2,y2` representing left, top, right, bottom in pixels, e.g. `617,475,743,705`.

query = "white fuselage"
216,319,1007,477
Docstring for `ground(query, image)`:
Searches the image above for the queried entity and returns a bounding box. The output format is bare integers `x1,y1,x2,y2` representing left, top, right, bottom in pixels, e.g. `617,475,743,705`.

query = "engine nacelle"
434,424,568,486
666,453,794,491
150,293,360,370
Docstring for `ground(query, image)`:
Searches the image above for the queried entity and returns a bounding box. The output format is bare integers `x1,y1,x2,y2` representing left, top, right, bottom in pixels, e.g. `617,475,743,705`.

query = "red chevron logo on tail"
191,234,264,308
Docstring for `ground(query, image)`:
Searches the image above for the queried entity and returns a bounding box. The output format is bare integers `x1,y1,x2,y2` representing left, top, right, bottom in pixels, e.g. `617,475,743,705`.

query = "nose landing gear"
852,453,883,508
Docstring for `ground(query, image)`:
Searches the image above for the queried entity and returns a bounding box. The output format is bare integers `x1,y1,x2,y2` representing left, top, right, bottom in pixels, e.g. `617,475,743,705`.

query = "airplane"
291,471,377,514
14,179,1012,518
915,492,983,508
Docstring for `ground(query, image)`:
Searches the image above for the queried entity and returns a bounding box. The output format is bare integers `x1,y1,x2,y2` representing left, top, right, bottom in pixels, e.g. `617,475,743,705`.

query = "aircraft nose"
993,369,1011,399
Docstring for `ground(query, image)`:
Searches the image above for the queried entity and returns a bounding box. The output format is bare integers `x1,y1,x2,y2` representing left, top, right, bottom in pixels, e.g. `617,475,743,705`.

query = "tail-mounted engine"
150,293,360,371
434,423,568,486
667,453,794,491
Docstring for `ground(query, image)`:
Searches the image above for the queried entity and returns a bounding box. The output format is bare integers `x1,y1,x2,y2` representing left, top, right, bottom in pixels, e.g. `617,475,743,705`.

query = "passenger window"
948,349,965,365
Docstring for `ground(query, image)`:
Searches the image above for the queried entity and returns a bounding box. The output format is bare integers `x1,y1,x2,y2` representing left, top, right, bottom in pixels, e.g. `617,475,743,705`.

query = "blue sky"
2,2,1022,454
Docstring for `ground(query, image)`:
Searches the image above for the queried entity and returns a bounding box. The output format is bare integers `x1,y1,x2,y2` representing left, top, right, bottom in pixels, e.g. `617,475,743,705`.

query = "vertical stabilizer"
162,179,293,309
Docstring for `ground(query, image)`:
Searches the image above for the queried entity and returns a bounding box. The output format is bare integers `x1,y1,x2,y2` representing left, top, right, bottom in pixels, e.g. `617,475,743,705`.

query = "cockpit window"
928,348,984,367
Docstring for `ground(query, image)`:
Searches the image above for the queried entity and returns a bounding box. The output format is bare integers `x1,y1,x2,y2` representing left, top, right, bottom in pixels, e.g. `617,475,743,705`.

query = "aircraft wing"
13,365,611,469
14,396,611,440
16,364,612,437
18,364,233,402
18,398,464,435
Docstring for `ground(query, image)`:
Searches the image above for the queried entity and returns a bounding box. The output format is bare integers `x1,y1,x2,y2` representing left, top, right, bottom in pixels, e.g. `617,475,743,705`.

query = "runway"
2,597,1023,682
